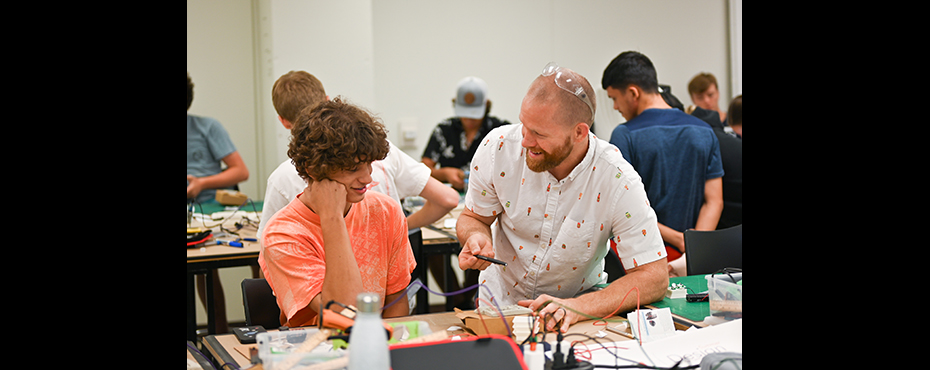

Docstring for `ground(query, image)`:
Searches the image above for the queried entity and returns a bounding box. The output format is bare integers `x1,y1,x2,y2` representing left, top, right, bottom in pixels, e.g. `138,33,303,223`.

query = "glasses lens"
542,62,559,76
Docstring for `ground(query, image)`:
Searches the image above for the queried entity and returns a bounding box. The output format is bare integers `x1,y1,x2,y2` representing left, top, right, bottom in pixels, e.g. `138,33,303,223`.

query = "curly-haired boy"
260,98,416,327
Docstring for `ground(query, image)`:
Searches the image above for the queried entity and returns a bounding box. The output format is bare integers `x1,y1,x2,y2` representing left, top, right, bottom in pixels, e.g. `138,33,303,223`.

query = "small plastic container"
256,328,347,370
705,273,742,320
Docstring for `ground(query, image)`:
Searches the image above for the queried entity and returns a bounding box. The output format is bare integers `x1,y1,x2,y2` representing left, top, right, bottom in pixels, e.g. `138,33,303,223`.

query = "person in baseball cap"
453,77,489,119
422,77,511,192
420,76,512,310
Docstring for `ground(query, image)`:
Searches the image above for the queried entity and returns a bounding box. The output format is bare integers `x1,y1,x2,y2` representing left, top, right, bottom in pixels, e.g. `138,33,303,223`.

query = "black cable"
557,333,634,367
592,362,699,369
553,333,700,370
187,341,238,370
190,198,262,232
519,314,539,347
711,268,741,284
593,365,698,369
552,331,565,368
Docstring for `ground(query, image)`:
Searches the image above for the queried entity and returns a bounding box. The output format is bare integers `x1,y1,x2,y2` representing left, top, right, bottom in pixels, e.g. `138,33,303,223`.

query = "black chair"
604,247,626,283
241,278,281,329
684,224,742,276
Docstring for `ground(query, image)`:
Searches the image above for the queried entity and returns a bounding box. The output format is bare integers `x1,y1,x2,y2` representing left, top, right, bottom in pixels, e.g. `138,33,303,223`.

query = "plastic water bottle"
348,293,390,370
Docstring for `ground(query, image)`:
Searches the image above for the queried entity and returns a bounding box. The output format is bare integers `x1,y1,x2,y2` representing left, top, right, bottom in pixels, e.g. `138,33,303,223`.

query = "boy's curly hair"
288,97,390,182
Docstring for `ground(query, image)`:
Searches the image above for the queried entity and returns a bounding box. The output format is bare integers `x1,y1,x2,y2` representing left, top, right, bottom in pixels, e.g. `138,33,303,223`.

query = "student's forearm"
406,200,450,229
695,201,722,231
319,215,363,307
422,158,445,182
657,222,684,251
695,177,723,231
209,151,250,188
188,152,250,199
405,178,459,229
195,168,247,191
382,290,409,318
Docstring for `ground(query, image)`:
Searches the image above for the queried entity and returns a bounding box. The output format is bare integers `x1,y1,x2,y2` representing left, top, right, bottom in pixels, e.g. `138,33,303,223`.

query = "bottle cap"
356,292,380,313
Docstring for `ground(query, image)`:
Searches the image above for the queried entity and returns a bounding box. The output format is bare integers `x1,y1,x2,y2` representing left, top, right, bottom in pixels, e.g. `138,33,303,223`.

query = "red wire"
584,286,642,345
571,340,591,360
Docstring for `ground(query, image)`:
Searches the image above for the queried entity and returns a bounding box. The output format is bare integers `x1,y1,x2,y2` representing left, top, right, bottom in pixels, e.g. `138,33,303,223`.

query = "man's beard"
525,135,572,173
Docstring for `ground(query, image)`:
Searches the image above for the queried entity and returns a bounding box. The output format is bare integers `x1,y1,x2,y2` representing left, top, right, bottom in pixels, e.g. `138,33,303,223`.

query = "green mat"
649,275,710,322
189,200,263,215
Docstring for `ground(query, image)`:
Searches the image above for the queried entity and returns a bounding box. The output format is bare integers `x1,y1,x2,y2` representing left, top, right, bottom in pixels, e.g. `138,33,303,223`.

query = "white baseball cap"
454,77,488,119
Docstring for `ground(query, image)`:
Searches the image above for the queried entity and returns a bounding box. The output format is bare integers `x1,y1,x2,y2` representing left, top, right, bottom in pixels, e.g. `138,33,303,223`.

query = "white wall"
187,0,738,325
189,0,736,200
372,0,734,156
263,0,377,169
263,0,735,161
188,1,260,326
187,0,261,199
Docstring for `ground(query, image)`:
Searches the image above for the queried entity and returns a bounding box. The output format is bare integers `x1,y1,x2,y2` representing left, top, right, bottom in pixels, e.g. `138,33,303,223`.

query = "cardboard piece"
215,189,249,206
453,308,529,337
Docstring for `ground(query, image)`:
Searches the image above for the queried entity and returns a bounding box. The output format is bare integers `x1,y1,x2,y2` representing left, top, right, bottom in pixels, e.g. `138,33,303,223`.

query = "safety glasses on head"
541,62,595,118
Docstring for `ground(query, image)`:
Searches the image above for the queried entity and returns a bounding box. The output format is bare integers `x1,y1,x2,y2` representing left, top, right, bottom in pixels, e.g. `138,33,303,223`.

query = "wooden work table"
201,310,640,369
187,208,263,342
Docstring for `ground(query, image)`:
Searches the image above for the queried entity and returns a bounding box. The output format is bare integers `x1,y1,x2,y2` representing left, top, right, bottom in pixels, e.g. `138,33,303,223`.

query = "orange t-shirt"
259,191,416,326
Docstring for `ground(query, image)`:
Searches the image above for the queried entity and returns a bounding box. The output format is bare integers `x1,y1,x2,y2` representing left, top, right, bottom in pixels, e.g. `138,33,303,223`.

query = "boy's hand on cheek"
310,178,348,217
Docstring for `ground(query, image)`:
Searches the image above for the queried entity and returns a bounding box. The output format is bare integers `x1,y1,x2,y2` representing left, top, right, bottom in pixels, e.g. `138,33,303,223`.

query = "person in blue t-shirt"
602,51,724,277
187,72,250,334
187,72,249,205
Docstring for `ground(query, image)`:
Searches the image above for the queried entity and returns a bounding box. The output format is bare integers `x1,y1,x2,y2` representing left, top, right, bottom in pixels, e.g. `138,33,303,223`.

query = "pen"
475,254,507,266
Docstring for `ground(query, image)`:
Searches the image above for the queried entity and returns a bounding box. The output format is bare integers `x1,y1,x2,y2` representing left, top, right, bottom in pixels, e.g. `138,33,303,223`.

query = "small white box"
665,283,687,299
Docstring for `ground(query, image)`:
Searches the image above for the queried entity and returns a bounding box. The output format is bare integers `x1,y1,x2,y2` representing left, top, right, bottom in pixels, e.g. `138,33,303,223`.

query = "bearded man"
455,62,669,333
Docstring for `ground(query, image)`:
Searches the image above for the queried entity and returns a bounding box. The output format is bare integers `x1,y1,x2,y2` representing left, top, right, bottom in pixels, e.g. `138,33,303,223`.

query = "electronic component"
686,292,709,302
233,325,266,344
522,342,544,370
187,229,212,248
320,300,394,339
478,304,532,317
666,283,687,299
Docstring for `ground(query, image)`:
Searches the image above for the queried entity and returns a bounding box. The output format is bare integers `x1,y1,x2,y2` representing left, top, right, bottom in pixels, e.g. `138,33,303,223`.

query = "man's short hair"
727,95,742,126
688,73,718,97
273,71,327,124
601,51,659,94
287,97,389,182
187,72,194,111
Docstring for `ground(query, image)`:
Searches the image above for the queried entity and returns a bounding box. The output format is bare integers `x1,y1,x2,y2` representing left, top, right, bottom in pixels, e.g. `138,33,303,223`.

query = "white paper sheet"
587,319,742,368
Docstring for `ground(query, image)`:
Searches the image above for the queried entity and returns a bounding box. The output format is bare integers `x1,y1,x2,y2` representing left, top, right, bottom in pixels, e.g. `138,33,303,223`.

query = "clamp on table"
319,300,394,342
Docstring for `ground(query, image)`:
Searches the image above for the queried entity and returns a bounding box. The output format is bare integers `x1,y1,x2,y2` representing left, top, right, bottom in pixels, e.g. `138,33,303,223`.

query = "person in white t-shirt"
258,71,459,239
456,63,669,333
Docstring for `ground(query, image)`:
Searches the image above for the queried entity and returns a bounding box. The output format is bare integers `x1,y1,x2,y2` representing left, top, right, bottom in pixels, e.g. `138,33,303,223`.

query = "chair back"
241,278,281,329
604,244,626,283
684,224,742,275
